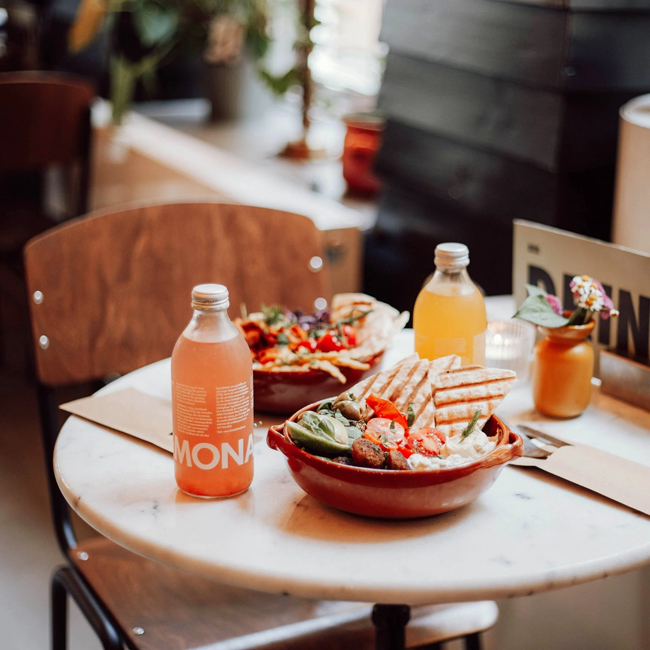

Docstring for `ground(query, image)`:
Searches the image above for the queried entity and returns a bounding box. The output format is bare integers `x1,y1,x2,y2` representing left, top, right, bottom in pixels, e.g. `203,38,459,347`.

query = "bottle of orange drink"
172,284,254,498
413,243,486,366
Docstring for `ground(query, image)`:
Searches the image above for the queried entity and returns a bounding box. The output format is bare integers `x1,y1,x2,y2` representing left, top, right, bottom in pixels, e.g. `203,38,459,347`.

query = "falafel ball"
351,438,385,469
387,449,410,471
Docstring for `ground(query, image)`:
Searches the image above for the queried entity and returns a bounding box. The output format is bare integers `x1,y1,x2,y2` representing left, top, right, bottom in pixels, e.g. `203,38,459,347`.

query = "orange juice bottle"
413,243,486,365
172,284,254,498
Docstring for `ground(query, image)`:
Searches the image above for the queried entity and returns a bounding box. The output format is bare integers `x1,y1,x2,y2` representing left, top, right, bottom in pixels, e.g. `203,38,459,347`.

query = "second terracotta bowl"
254,353,383,414
267,401,523,519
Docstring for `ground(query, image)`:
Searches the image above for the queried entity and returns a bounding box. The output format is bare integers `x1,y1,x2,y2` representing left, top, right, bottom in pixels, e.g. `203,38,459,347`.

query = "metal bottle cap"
191,284,230,311
434,243,470,269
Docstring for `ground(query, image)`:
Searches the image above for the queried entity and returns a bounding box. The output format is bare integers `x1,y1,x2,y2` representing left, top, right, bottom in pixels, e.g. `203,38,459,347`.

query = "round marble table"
55,331,650,612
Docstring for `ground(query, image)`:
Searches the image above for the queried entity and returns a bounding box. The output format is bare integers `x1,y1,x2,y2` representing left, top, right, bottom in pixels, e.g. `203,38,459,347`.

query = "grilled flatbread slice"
433,367,516,431
346,354,418,402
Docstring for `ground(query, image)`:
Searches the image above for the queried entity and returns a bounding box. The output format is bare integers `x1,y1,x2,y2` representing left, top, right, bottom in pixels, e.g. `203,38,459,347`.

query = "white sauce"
407,429,496,470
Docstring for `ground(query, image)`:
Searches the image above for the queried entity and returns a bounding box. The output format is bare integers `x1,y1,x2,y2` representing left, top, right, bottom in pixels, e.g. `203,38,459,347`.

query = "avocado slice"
286,420,351,456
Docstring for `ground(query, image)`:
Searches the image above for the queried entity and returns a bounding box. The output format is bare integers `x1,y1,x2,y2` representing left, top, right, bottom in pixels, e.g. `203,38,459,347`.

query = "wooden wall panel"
382,1,650,91
381,0,567,88
490,0,650,9
378,54,562,170
364,183,515,309
374,121,557,226
567,14,650,91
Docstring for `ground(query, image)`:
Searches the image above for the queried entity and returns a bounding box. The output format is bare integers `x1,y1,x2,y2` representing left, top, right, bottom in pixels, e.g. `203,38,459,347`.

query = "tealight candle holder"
485,320,536,382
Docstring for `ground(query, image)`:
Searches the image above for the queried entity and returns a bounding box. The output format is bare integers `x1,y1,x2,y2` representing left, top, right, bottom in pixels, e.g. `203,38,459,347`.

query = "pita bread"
346,355,417,402
433,367,516,431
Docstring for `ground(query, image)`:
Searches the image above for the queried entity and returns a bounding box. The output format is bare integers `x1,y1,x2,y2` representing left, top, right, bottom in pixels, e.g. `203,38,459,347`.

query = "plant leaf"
513,294,569,328
133,3,179,48
525,283,548,298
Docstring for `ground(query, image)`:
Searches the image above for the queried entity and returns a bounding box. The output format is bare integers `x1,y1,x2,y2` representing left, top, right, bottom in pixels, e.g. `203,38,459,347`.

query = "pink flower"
545,294,563,316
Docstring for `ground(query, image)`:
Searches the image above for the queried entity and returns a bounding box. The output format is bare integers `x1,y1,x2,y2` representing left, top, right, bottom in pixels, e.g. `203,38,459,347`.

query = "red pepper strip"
365,394,409,430
397,445,414,459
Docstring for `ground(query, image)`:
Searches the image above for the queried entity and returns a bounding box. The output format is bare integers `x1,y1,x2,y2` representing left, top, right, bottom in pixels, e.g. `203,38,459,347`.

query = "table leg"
372,604,411,650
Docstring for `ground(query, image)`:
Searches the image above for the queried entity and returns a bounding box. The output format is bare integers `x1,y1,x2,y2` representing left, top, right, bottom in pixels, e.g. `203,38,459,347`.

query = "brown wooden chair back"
24,202,331,387
0,71,95,173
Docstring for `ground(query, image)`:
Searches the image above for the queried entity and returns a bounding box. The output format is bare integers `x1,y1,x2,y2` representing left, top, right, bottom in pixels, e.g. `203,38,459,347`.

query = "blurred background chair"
0,70,94,368
24,201,498,650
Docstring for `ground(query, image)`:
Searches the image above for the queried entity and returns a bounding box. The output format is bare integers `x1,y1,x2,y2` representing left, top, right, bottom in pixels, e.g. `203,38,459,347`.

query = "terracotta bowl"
267,401,523,519
254,353,383,414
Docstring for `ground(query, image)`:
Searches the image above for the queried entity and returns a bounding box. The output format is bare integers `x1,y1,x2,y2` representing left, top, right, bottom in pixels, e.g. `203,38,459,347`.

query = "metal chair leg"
51,565,123,650
464,632,482,650
372,604,411,650
51,568,68,650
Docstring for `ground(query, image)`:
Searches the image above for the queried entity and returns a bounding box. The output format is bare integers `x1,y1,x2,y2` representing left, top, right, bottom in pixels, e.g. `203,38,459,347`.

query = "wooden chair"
0,71,94,368
24,201,498,650
0,71,94,256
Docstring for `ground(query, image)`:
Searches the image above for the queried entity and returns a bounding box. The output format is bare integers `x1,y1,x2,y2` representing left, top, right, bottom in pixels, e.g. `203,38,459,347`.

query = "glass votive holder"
485,320,536,382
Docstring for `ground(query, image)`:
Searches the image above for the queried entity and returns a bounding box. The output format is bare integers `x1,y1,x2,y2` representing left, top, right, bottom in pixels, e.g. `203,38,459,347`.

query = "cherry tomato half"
316,330,345,352
365,418,405,450
296,340,317,353
341,324,357,347
405,428,445,457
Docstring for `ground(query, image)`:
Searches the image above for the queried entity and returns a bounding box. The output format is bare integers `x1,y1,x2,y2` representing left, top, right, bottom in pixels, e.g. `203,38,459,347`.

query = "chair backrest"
0,71,95,174
24,201,331,388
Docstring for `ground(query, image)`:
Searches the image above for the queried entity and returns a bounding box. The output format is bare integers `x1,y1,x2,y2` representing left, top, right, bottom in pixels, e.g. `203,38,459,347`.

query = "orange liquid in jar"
172,321,254,498
414,281,486,366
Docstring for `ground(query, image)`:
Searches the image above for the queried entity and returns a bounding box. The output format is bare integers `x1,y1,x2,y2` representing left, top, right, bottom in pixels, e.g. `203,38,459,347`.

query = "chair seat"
71,536,497,650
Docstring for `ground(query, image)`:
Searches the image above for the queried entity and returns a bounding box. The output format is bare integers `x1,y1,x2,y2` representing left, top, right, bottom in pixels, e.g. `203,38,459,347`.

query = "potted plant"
69,0,273,125
514,276,619,418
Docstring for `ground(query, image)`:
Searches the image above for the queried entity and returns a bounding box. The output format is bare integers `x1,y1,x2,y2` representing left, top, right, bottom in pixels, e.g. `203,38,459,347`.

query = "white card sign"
513,220,650,366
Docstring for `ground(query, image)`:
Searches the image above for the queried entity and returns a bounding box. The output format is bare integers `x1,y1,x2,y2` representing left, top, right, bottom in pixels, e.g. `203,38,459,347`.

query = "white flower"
570,275,605,312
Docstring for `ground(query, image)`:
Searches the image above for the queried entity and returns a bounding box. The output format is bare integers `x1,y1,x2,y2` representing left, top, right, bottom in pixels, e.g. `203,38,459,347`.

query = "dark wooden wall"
365,0,650,311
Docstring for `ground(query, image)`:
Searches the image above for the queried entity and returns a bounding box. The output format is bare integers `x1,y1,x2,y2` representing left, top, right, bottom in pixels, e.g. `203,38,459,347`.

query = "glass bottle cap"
191,284,229,311
435,243,470,268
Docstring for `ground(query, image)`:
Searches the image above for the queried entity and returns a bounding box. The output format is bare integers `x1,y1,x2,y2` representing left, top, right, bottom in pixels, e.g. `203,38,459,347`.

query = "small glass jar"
532,319,595,418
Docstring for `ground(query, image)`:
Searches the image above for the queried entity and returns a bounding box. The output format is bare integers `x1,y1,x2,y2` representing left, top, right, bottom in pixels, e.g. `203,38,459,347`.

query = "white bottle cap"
434,243,470,269
191,284,230,311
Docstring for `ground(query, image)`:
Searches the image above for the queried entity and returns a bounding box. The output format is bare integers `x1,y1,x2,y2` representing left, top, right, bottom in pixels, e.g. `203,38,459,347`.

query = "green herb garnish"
406,403,415,428
276,332,290,346
261,304,284,326
461,409,482,439
389,420,395,431
334,308,373,327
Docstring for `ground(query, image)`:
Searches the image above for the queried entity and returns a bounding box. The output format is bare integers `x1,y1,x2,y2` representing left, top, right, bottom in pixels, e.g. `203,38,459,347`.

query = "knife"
507,422,650,517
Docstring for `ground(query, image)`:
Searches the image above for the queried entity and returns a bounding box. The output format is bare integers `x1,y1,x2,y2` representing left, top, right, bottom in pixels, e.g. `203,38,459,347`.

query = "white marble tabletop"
54,330,650,606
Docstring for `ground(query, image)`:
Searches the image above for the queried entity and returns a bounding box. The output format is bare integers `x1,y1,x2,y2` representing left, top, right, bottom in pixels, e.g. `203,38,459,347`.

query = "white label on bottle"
215,378,252,434
174,383,213,438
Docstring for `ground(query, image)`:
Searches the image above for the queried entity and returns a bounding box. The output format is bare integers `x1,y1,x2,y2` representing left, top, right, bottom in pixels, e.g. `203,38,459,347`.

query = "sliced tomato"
418,427,446,445
405,428,444,457
341,324,357,347
295,340,316,353
316,330,345,352
365,418,405,450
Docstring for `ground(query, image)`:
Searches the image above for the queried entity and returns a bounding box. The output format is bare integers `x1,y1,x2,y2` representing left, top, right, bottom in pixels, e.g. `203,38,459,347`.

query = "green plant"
70,0,275,124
